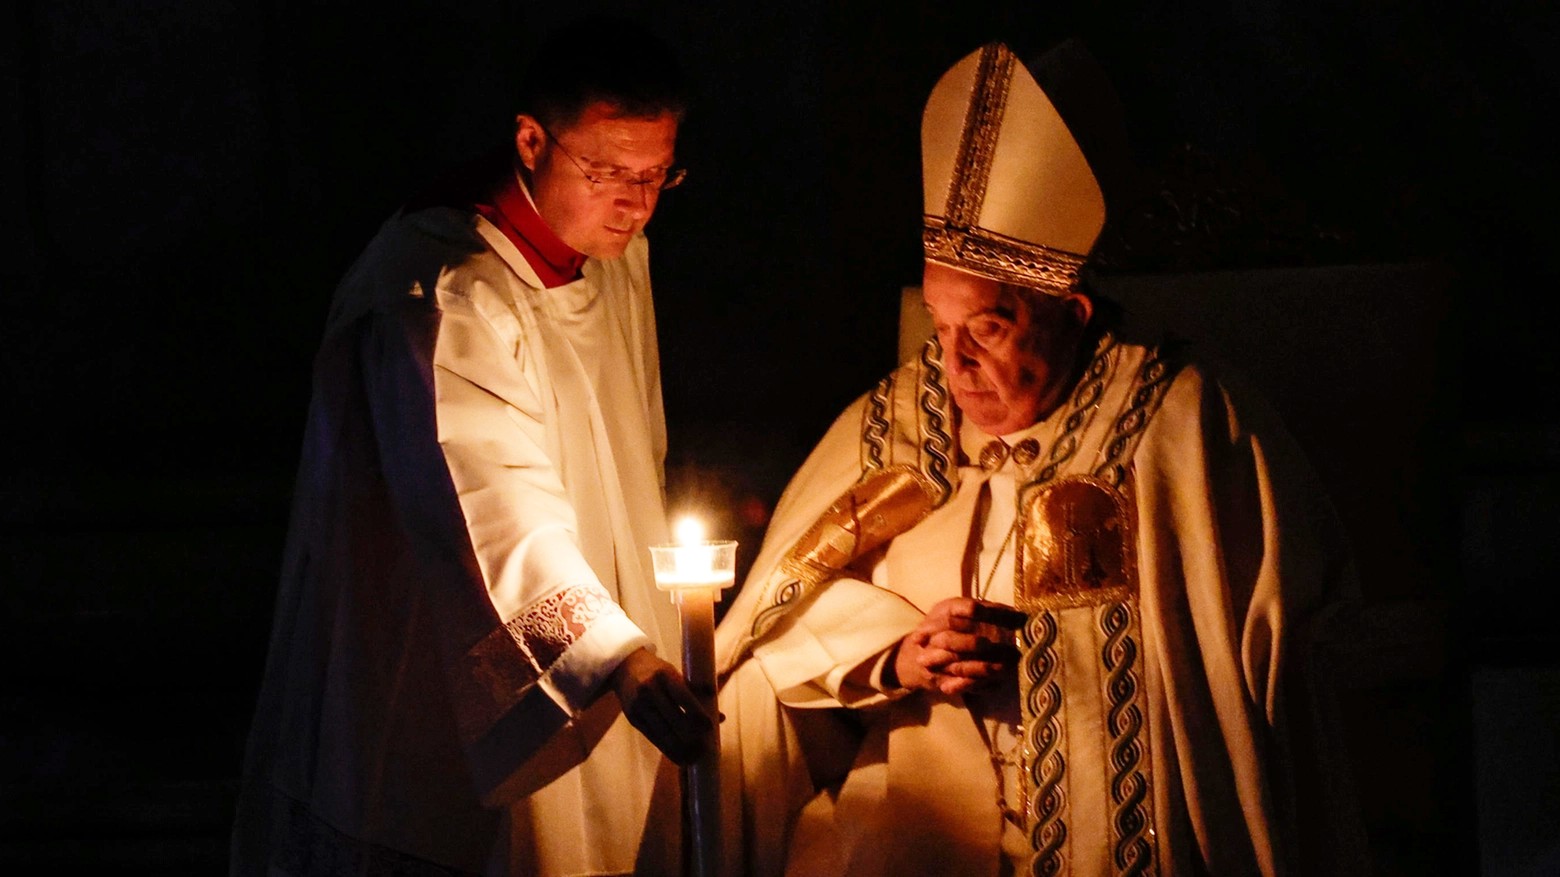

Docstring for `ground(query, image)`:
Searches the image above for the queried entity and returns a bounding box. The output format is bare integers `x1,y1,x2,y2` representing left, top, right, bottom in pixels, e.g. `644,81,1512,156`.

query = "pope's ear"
1064,293,1094,327
514,115,545,171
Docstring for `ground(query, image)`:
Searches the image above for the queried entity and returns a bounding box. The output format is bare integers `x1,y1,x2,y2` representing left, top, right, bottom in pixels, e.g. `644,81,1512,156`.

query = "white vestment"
232,203,681,876
715,334,1370,877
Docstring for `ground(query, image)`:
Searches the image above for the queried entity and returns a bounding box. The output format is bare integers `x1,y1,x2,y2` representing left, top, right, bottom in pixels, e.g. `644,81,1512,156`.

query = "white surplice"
232,203,681,876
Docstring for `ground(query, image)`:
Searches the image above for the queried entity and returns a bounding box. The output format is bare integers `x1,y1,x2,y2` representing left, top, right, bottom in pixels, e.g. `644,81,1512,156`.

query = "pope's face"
515,102,680,260
923,262,1092,435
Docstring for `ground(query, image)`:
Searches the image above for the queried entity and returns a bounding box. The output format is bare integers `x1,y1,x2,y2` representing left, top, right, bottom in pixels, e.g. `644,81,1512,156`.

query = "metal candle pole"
650,521,736,877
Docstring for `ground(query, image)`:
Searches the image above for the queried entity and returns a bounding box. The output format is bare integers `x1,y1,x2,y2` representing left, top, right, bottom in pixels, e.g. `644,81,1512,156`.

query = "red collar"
406,149,587,288
474,165,586,288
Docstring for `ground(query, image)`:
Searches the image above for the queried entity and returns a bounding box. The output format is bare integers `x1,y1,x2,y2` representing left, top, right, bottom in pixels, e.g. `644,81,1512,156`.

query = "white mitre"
921,42,1106,297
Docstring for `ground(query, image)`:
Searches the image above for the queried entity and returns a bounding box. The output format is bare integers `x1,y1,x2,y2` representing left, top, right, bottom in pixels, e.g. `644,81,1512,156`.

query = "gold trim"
862,372,894,472
1014,476,1138,614
1099,599,1156,874
777,466,940,588
1020,333,1117,495
943,43,1015,229
1094,346,1179,488
917,336,955,505
1020,608,1068,874
729,349,957,664
747,466,940,644
923,218,1086,295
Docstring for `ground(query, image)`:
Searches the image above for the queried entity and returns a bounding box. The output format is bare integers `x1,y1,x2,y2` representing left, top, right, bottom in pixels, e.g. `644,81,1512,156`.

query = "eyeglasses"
540,125,687,194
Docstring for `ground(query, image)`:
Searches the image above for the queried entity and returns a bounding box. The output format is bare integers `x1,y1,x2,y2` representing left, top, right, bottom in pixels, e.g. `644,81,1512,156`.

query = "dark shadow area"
4,1,1556,874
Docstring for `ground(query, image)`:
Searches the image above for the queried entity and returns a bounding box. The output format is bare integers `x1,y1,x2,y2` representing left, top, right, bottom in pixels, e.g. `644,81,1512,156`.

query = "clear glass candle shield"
648,540,737,594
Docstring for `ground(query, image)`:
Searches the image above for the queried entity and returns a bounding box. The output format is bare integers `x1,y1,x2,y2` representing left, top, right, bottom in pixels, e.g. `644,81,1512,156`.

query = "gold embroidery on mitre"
923,217,1087,296
1014,475,1137,612
920,40,1104,296
943,43,1015,230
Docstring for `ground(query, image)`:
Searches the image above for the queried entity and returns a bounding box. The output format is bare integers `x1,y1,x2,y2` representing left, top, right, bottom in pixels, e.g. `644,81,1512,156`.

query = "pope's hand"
888,597,1023,696
611,647,713,765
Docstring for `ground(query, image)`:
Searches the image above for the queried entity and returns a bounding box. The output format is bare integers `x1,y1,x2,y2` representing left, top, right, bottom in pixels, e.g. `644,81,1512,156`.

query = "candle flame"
674,516,705,546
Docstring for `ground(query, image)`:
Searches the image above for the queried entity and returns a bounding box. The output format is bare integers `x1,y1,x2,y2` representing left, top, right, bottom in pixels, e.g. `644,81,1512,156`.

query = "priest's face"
923,262,1093,435
515,102,680,260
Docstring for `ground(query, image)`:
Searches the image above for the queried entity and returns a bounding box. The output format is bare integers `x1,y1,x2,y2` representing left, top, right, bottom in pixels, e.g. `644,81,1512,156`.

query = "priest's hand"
610,647,713,765
886,597,1024,696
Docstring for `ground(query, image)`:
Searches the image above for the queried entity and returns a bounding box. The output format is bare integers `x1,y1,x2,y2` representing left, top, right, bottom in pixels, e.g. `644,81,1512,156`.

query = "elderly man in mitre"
714,42,1370,877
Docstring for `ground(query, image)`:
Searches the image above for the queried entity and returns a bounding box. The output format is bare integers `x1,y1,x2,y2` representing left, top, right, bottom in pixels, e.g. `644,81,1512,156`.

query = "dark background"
4,1,1557,874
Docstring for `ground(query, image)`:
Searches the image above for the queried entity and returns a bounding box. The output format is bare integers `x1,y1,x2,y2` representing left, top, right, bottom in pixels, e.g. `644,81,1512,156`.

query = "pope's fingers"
932,630,1016,658
926,597,979,625
945,614,979,634
917,646,961,671
970,601,1027,630
917,613,975,639
935,673,980,696
925,630,991,655
940,658,1009,679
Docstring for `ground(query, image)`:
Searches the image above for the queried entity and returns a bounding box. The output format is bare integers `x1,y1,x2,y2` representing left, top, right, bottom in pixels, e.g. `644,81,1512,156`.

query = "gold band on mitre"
922,216,1088,297
922,43,1104,296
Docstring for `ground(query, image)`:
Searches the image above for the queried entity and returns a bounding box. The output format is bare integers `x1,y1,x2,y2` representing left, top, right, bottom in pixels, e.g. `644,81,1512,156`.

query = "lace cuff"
502,584,649,715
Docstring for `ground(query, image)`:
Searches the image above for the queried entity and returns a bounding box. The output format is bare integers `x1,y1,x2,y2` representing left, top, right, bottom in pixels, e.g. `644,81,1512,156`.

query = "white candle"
649,517,737,877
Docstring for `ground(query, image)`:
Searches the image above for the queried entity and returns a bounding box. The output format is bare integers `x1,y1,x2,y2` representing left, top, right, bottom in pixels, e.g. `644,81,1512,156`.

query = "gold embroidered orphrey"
1016,477,1154,875
1011,344,1178,876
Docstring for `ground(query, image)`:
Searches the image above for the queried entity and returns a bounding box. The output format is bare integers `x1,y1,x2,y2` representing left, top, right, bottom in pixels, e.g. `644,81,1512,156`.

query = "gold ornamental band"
942,42,1016,231
923,216,1086,297
1015,476,1138,613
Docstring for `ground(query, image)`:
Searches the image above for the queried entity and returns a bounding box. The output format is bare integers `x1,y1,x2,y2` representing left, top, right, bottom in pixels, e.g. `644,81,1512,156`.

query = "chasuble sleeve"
750,576,925,709
716,392,883,671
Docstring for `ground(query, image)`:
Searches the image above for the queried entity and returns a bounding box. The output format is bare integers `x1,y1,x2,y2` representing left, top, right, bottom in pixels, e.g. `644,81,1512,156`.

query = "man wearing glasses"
233,17,708,877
